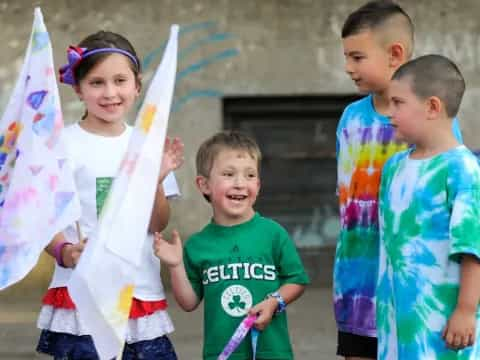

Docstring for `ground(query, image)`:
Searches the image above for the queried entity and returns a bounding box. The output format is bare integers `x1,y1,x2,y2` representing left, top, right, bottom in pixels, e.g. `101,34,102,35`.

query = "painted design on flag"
27,90,48,110
140,104,156,133
116,284,134,316
120,154,139,176
67,25,179,359
0,8,80,289
0,122,23,198
32,28,49,52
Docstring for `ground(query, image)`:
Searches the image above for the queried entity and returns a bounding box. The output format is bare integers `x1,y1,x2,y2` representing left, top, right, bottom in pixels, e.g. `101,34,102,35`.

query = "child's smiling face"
75,53,139,128
198,148,260,226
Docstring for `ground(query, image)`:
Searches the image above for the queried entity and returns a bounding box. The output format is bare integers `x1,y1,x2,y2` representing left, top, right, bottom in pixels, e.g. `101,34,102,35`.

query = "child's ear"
426,96,443,120
195,175,210,196
73,85,83,100
136,74,142,96
389,42,406,68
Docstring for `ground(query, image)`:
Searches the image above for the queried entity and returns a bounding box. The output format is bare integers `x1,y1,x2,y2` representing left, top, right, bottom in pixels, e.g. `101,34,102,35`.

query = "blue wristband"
267,291,286,313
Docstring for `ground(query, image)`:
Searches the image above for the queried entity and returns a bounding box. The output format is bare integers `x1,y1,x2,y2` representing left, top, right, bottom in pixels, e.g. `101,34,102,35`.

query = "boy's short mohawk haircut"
196,130,262,178
342,0,414,54
392,54,466,118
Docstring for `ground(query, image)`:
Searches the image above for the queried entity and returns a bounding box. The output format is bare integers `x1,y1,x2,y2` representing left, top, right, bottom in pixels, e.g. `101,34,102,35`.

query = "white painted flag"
67,25,179,359
0,8,80,290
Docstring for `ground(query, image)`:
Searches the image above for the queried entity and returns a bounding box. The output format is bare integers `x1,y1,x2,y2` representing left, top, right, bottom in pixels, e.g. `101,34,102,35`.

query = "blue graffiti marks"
142,21,216,70
176,48,239,81
142,21,239,112
172,89,222,112
178,32,234,61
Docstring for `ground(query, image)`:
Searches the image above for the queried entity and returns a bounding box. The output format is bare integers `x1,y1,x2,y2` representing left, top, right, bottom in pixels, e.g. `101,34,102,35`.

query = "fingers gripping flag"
0,8,80,290
67,25,179,359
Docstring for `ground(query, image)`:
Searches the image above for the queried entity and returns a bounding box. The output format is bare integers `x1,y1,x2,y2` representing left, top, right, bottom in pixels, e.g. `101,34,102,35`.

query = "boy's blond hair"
196,130,262,178
342,0,414,59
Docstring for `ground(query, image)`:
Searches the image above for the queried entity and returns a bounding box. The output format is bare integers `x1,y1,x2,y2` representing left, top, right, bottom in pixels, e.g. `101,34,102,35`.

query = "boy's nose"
344,60,353,75
385,104,394,119
233,175,246,187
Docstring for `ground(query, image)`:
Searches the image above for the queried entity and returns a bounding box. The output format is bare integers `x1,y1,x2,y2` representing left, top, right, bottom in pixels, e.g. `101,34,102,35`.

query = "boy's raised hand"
153,230,183,268
442,306,476,349
248,297,278,331
159,137,184,180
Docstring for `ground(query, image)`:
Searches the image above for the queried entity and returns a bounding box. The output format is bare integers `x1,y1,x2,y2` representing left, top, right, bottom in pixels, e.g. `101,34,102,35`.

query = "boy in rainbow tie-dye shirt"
378,54,480,359
334,2,463,359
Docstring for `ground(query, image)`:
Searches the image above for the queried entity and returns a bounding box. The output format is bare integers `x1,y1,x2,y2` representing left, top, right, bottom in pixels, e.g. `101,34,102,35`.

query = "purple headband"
59,46,139,85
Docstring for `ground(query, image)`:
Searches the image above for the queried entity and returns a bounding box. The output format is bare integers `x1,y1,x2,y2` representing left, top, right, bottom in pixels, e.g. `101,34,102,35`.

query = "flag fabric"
67,25,179,359
0,8,80,290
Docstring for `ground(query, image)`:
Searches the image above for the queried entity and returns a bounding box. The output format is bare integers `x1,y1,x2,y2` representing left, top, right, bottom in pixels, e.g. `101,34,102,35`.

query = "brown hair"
196,130,262,202
196,130,262,177
73,31,141,120
342,0,414,58
392,54,465,118
75,30,141,85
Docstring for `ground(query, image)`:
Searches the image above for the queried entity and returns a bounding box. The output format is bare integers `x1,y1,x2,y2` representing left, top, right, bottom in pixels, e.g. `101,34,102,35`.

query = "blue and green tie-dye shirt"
378,145,480,359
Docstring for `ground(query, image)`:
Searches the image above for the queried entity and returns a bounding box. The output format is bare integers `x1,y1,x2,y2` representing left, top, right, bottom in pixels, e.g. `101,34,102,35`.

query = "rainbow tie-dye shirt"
378,146,480,359
334,95,463,337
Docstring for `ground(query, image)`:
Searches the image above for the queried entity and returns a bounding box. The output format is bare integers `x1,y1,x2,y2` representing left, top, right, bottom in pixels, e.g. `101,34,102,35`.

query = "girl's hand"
153,230,183,267
62,239,87,268
248,297,278,331
159,137,184,180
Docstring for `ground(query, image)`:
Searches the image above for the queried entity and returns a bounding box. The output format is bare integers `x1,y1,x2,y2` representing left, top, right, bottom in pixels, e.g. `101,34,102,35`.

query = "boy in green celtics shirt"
154,130,309,360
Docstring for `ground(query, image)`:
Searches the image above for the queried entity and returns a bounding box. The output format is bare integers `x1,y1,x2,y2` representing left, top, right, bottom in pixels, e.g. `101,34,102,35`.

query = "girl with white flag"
36,26,183,360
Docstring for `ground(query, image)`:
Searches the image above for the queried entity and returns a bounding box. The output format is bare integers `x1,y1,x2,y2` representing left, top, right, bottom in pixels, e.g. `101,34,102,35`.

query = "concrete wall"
1,0,480,291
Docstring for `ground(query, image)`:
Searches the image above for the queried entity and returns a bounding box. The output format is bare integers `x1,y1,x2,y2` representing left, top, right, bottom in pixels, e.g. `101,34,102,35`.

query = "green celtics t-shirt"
184,212,310,360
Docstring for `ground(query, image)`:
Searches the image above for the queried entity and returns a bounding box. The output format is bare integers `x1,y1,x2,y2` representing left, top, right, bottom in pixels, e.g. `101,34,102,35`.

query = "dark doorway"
223,95,359,285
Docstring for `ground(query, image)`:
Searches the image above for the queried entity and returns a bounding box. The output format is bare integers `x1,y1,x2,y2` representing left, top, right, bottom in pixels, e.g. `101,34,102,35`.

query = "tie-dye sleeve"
449,187,480,263
335,106,352,196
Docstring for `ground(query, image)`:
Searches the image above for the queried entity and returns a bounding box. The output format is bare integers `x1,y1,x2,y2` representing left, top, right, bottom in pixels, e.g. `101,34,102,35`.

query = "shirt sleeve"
162,171,181,198
449,187,480,263
183,241,204,300
336,106,350,196
274,226,310,286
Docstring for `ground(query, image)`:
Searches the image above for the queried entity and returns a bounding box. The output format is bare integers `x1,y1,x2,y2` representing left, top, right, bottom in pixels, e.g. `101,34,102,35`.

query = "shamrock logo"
221,285,252,317
228,295,246,310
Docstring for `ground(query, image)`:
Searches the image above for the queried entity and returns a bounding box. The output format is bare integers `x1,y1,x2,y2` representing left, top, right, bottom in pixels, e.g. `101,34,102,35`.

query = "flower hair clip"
59,46,86,85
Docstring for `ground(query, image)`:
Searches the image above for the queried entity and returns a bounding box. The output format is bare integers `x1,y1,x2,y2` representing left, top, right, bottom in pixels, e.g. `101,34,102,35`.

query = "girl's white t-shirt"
49,123,180,300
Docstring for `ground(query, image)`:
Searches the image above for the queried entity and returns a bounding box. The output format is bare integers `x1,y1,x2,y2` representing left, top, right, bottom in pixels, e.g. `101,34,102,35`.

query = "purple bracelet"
53,241,73,268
